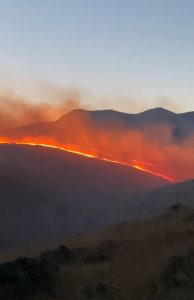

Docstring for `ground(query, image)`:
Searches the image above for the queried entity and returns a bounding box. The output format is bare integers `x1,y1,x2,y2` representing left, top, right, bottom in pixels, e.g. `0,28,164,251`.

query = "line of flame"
0,138,175,182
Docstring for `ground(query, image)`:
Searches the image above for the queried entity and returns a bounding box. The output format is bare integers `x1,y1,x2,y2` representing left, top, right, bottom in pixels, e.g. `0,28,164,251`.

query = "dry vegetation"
1,205,194,300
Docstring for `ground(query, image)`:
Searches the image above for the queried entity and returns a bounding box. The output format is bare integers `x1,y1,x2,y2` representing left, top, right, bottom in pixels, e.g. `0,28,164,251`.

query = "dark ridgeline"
5,107,194,140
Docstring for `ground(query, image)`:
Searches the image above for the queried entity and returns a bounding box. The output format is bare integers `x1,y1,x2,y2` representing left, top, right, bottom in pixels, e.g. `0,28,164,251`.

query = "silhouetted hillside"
0,144,167,260
1,205,194,299
124,179,194,219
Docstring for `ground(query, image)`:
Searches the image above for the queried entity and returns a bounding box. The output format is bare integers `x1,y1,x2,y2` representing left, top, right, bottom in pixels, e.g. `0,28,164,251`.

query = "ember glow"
0,137,175,182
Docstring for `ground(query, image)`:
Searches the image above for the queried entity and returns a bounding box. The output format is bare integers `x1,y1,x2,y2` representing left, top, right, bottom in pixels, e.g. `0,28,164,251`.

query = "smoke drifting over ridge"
0,86,194,181
0,78,184,130
0,89,84,129
1,105,194,181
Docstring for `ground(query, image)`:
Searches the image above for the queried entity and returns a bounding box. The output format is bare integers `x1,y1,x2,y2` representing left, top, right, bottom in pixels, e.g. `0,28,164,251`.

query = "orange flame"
0,136,175,182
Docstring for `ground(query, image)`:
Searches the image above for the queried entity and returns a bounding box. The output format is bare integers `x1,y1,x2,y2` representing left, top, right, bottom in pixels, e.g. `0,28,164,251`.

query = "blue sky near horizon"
0,0,194,112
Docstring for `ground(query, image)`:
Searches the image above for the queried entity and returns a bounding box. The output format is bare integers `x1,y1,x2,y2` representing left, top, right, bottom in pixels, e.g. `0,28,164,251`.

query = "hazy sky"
1,0,194,112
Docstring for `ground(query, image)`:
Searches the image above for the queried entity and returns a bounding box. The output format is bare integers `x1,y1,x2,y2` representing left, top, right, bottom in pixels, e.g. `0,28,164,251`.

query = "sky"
0,0,194,112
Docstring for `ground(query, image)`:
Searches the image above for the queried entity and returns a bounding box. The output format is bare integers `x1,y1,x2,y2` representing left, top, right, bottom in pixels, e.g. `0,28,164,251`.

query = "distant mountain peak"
140,107,175,115
65,108,88,115
57,108,89,123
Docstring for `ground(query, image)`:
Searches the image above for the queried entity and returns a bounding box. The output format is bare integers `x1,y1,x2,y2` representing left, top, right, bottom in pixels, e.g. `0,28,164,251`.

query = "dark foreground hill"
0,144,167,260
1,205,194,300
124,179,194,219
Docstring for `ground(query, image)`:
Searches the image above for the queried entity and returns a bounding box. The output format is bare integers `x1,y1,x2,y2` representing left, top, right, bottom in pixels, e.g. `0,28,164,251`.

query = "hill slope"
1,206,194,300
128,179,194,219
0,144,167,258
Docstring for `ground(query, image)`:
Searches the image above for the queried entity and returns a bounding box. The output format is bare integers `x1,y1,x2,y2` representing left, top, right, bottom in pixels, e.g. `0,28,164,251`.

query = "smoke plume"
0,89,84,129
0,87,194,182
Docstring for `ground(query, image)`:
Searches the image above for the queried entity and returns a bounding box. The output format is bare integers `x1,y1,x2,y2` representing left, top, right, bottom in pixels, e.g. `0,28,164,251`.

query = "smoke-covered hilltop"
2,107,194,181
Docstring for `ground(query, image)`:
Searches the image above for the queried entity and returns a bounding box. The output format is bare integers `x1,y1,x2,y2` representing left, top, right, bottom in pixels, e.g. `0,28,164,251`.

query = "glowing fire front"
0,137,175,182
0,136,175,182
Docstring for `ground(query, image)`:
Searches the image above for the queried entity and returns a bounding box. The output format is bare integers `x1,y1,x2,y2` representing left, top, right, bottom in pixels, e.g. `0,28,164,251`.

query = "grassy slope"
62,205,194,300
1,205,194,299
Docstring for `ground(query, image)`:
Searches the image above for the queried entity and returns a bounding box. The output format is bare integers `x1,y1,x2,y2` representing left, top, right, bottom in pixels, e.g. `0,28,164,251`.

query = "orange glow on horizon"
0,136,175,182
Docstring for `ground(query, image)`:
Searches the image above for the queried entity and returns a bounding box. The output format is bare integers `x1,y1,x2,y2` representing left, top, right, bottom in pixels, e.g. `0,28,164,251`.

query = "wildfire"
0,136,175,182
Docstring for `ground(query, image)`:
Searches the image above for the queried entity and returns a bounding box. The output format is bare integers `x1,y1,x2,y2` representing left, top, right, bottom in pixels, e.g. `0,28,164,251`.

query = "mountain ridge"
9,106,194,132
